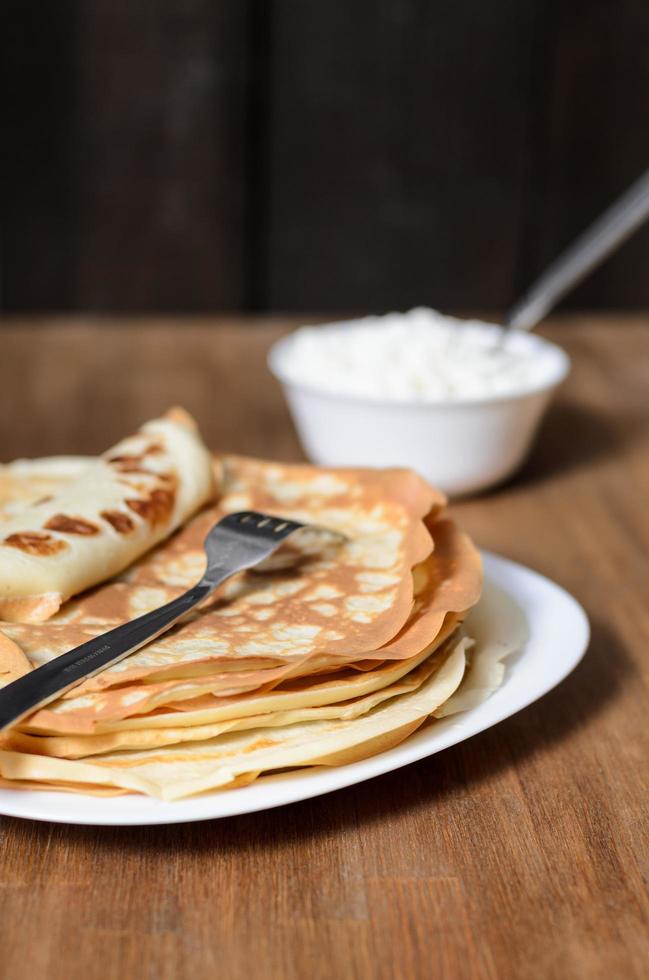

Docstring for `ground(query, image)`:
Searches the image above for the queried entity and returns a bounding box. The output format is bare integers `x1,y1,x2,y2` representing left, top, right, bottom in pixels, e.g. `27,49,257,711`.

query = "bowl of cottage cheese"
268,308,570,495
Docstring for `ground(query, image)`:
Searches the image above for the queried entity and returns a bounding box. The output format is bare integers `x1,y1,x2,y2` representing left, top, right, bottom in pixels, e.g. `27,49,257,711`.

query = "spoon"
503,165,649,332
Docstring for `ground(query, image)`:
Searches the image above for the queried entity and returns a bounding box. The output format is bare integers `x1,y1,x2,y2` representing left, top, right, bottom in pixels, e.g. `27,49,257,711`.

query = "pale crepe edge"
434,579,528,718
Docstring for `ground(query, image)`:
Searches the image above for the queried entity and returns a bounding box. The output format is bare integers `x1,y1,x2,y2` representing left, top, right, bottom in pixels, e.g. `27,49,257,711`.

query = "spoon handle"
505,166,649,332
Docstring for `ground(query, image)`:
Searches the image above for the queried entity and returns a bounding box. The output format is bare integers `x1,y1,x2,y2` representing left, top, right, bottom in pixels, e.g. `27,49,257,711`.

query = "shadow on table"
505,399,643,490
10,613,633,853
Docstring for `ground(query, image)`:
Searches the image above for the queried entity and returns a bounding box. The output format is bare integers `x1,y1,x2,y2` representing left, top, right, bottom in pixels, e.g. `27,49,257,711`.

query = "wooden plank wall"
1,0,250,312
1,0,648,313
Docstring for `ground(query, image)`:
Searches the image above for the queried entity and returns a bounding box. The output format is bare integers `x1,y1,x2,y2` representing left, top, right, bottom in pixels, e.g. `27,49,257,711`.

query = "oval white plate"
0,552,589,826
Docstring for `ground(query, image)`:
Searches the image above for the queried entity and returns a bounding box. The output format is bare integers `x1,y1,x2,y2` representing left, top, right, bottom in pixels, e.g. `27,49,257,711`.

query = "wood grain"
0,314,648,980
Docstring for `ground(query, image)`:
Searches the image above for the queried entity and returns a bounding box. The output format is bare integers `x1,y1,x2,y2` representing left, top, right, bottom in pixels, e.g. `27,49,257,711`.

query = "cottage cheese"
278,308,556,403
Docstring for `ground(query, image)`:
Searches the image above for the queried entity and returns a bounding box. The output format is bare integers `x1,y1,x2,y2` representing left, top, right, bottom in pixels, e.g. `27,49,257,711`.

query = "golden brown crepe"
9,517,476,736
0,635,471,799
0,630,459,759
3,457,444,699
0,440,504,802
0,584,525,799
0,409,215,623
0,632,32,686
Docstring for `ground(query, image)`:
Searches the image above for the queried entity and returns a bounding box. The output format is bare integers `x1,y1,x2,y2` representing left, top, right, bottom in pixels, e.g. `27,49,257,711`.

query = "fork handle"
0,578,223,732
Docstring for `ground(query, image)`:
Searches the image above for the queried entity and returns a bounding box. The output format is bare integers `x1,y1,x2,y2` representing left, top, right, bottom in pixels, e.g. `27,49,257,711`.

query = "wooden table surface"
0,314,647,980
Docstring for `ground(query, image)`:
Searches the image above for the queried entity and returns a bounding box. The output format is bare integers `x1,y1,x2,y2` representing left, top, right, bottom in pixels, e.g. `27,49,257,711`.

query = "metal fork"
0,511,306,732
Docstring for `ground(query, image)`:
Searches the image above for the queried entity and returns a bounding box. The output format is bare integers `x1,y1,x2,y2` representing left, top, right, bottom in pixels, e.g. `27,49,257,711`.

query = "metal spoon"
503,166,649,332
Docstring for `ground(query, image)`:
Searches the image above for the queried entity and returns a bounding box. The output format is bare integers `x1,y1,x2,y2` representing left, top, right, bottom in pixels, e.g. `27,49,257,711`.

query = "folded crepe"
0,634,471,799
1,624,461,758
0,434,517,802
4,517,476,736
0,408,215,623
0,582,524,799
3,456,446,707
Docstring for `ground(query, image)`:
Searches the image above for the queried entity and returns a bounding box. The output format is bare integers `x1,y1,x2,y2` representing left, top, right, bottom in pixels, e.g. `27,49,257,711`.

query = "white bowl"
268,328,570,497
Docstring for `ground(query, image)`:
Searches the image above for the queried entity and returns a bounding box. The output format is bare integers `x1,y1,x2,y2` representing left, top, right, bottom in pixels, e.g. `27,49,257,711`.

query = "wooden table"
0,314,647,980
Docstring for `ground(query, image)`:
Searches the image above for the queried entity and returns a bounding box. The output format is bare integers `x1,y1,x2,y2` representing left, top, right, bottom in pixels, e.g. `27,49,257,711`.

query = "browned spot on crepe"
0,409,215,624
44,515,100,536
107,454,146,466
4,532,67,556
15,525,478,736
112,462,156,475
126,488,175,526
101,510,136,534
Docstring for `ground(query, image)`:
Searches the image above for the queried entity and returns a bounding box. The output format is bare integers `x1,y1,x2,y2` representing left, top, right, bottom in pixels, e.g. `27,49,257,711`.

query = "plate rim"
0,551,590,826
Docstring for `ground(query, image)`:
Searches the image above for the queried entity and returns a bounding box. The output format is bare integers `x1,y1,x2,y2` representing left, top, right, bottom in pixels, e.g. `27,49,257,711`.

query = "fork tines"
223,511,305,540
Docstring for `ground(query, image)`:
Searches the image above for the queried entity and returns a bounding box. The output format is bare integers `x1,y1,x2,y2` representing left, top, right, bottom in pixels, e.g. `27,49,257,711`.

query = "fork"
0,511,306,732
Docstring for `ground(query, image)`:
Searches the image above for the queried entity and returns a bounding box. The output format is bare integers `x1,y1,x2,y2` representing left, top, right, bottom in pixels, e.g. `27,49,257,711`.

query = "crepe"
0,584,525,798
100,616,463,734
356,517,482,663
0,457,93,520
0,629,461,758
3,457,444,708
0,409,215,623
434,579,528,717
0,633,31,686
0,635,470,799
10,515,475,735
0,437,503,802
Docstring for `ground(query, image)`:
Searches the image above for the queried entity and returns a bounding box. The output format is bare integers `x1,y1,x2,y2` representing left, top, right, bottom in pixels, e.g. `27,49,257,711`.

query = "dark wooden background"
2,0,649,314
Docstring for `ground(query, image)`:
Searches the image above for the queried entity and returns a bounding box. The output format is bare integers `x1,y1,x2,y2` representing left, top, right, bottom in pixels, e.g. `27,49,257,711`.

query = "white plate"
0,552,589,826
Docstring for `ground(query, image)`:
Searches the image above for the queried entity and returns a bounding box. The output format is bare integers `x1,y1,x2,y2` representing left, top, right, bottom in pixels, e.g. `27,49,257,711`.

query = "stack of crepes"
0,409,498,801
